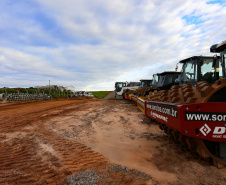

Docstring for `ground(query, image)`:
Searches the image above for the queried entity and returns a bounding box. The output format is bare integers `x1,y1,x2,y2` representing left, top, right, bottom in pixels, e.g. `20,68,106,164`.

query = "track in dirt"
0,98,153,185
0,99,108,184
0,99,91,132
56,99,226,185
1,98,226,184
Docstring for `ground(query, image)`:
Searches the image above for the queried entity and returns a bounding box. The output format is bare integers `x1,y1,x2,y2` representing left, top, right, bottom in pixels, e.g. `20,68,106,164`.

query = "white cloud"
0,0,225,90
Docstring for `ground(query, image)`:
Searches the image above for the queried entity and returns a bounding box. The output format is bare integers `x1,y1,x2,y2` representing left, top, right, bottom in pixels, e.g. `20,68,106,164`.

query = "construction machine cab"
222,50,226,77
178,56,222,86
140,79,153,88
126,82,141,87
115,82,127,92
210,40,226,78
116,81,140,98
157,71,182,90
145,71,182,100
149,72,181,90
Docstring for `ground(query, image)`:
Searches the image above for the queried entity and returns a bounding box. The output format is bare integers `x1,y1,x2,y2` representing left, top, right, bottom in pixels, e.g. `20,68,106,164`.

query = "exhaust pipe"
0,94,7,102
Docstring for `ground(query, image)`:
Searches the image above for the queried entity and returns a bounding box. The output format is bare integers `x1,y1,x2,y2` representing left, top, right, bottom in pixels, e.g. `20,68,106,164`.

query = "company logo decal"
151,111,168,122
212,127,226,138
200,124,211,136
185,111,226,122
147,103,178,118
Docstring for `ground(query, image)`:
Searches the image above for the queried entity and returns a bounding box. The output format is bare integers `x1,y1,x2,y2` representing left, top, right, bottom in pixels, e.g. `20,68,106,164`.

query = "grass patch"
90,91,112,98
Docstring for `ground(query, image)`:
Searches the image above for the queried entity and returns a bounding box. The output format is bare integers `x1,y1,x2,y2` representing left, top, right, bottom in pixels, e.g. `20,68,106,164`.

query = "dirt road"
0,98,225,184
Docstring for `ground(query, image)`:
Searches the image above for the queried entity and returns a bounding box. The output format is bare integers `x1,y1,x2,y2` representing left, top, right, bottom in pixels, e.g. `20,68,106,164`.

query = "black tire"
207,87,226,102
122,93,125,99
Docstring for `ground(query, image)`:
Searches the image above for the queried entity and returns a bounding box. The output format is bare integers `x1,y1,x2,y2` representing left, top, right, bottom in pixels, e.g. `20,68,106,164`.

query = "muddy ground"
0,98,225,185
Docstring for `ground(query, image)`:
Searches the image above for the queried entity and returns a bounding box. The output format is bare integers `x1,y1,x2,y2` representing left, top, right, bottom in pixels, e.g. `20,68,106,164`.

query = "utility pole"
49,80,50,89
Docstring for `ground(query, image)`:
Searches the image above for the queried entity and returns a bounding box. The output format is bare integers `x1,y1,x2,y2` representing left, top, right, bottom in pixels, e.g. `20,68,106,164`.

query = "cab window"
200,59,215,83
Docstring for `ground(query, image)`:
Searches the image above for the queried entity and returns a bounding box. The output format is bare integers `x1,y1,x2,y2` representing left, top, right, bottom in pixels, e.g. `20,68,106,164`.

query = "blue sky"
0,0,226,90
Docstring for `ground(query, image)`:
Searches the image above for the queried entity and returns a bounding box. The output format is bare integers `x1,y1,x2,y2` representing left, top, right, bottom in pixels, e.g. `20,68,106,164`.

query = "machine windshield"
117,83,122,88
222,50,226,77
200,58,223,83
127,82,140,87
151,74,159,87
158,74,173,85
181,60,197,85
185,61,196,79
115,83,126,92
140,81,152,88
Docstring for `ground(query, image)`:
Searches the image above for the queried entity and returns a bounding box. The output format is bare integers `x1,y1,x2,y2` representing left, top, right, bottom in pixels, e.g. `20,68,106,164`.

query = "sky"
0,0,226,91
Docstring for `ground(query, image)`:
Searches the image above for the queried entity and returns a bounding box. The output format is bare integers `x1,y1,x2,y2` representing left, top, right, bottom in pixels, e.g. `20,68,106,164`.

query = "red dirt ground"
0,98,225,184
0,99,107,184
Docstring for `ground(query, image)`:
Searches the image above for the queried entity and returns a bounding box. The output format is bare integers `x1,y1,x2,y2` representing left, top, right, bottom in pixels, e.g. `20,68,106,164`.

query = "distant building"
58,86,66,92
65,86,75,92
35,85,59,91
34,85,69,92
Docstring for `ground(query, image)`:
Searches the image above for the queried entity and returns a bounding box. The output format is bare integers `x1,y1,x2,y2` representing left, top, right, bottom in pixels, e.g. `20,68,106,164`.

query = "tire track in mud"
0,133,107,184
0,99,97,133
0,99,108,184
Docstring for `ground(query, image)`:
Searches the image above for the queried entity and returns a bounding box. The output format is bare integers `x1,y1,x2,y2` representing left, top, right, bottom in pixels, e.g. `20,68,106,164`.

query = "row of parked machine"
115,40,226,168
68,91,94,98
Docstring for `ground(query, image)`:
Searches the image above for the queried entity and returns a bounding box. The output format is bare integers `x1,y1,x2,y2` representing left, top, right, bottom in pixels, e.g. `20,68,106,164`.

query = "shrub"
44,89,50,94
27,89,35,94
20,88,27,93
6,88,17,94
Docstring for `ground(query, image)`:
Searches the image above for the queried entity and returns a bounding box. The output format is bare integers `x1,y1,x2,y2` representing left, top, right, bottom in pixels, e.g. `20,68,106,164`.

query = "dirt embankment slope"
0,98,225,184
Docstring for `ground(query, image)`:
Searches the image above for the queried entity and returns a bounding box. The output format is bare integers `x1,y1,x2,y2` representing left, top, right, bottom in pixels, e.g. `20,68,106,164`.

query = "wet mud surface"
0,98,225,184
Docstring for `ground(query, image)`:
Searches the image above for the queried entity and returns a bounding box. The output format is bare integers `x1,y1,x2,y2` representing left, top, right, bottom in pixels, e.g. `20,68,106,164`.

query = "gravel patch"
64,169,101,185
64,163,153,185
